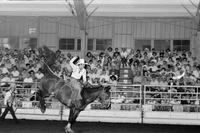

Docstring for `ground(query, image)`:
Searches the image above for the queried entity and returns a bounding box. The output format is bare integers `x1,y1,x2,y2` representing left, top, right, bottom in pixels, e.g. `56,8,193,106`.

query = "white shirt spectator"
1,76,10,85
1,67,9,74
193,70,199,78
88,73,96,82
96,68,102,76
31,65,39,73
23,77,33,83
11,70,20,77
89,63,95,70
10,58,15,65
100,74,110,83
150,78,159,85
9,73,16,82
35,72,44,80
24,55,29,64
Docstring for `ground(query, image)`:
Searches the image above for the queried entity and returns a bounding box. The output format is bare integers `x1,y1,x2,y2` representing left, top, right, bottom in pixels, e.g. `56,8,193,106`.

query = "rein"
40,60,60,79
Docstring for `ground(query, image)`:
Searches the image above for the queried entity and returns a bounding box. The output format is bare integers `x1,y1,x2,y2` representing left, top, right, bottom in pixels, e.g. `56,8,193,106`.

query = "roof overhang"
0,0,197,17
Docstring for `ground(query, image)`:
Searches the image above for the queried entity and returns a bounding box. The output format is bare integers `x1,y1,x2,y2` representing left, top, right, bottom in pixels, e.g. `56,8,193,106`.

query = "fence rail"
1,82,200,124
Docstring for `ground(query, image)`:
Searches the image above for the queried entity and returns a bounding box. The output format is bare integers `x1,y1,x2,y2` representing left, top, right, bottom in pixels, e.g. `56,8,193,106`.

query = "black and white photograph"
1,0,200,133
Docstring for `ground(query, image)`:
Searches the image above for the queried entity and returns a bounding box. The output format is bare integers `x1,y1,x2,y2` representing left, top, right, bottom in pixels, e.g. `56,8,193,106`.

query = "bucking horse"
36,46,111,133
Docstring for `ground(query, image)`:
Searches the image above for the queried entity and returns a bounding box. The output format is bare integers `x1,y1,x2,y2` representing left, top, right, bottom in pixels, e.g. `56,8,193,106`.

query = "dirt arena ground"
0,119,200,133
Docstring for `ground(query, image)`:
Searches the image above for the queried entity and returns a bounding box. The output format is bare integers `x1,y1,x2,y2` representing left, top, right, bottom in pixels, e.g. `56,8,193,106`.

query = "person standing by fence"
0,83,18,123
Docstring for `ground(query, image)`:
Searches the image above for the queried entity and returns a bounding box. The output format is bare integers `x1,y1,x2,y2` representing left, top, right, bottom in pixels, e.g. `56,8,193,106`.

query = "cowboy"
69,56,87,101
0,83,18,123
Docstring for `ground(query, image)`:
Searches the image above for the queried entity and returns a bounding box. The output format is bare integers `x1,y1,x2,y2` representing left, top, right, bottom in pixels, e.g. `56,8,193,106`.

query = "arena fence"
143,85,200,125
1,82,200,125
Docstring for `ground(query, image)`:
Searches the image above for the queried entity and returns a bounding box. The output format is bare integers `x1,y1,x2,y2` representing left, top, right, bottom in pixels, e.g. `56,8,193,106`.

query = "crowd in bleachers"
0,46,200,87
84,47,200,86
0,47,44,88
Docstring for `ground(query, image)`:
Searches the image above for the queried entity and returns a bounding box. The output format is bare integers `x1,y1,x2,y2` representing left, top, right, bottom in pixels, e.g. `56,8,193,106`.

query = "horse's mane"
38,46,60,80
42,62,60,80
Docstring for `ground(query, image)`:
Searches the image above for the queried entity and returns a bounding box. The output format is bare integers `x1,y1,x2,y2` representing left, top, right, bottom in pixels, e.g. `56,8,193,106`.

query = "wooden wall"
0,16,196,56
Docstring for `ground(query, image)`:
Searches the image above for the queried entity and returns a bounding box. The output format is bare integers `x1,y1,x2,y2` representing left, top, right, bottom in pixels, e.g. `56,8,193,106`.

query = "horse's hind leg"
65,108,81,133
65,109,74,133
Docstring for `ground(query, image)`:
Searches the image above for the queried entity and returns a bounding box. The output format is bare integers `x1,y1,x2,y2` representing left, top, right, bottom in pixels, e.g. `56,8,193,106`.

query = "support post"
194,32,200,59
80,30,87,58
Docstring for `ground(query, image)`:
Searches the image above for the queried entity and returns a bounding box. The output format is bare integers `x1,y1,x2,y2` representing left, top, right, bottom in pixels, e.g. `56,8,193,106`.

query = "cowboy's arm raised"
69,56,78,70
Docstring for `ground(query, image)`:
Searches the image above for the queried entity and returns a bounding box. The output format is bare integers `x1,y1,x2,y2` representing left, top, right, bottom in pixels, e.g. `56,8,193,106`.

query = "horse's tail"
35,88,46,113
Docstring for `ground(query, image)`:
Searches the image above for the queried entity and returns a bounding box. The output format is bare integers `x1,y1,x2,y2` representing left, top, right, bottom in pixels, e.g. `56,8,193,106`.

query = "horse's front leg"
65,109,74,133
65,108,81,133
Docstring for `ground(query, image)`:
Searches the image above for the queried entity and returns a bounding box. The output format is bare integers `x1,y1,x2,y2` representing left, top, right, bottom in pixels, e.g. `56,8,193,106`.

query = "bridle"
40,60,60,79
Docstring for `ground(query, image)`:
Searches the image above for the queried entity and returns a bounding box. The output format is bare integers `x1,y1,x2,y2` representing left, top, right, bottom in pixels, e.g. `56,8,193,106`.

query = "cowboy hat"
77,59,87,65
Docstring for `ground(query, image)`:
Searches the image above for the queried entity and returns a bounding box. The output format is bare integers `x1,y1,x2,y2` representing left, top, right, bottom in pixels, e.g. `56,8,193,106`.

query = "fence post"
141,85,144,124
60,104,64,121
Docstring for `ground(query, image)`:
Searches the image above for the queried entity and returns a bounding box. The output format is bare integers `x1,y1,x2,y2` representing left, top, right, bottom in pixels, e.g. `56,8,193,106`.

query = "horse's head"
98,85,111,109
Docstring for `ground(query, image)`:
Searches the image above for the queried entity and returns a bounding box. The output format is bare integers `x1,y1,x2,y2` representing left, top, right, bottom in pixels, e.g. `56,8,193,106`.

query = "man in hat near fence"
0,83,18,123
68,56,87,102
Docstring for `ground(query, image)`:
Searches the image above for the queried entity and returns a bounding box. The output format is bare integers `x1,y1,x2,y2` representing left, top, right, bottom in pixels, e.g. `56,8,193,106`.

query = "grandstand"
0,0,200,126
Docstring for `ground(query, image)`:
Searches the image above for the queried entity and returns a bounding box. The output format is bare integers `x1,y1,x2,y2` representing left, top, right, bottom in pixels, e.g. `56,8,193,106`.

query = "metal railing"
144,85,200,112
1,82,200,124
110,84,142,111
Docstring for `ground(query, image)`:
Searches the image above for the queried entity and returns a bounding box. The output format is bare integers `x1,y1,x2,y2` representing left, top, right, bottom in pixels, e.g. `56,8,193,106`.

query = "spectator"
106,47,113,57
31,63,40,73
150,76,159,85
109,75,117,87
85,52,93,62
100,70,110,84
192,66,200,78
133,71,142,84
11,66,20,79
29,70,36,80
131,60,142,77
1,73,11,87
1,64,9,74
18,59,26,71
9,73,16,84
23,72,34,88
113,48,120,57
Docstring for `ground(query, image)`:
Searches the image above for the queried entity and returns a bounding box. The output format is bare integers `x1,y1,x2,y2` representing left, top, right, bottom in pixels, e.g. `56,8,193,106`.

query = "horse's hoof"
65,127,74,133
65,130,74,133
69,130,74,133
